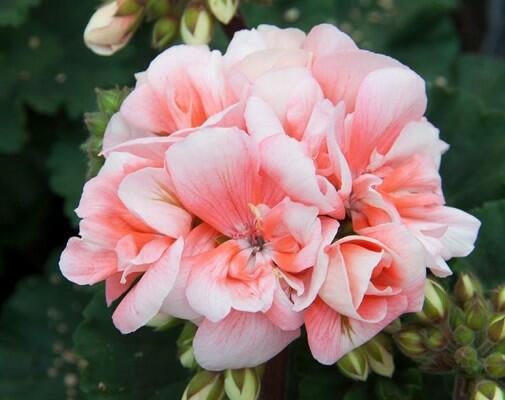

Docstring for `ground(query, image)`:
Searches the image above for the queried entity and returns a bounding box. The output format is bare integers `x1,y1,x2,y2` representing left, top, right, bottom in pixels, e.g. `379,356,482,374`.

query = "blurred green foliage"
0,0,504,399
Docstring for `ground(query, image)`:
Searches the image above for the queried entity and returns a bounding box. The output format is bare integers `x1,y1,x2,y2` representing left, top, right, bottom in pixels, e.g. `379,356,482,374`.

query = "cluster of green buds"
337,333,395,381
86,0,243,55
176,322,263,399
392,275,505,399
83,86,130,178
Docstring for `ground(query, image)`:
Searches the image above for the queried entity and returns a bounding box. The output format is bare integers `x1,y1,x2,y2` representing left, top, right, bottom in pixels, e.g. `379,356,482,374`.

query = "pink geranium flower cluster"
60,24,480,370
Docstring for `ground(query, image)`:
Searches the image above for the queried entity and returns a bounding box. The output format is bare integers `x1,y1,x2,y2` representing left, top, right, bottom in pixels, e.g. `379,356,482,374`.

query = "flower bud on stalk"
363,334,394,377
472,380,505,400
337,348,369,381
454,346,482,375
424,327,447,351
152,16,178,50
84,0,144,56
466,299,490,331
85,112,109,138
224,368,260,400
394,328,426,358
180,1,214,45
450,306,466,330
488,314,505,343
455,273,482,308
493,286,505,312
453,325,475,346
417,279,449,323
96,87,130,116
182,371,225,400
146,0,172,20
177,322,198,369
485,353,505,379
383,319,402,334
146,312,178,331
207,0,239,24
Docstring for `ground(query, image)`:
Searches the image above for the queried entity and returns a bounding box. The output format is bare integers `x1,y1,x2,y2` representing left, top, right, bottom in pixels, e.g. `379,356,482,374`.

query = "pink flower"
61,23,481,369
59,151,192,333
84,0,141,56
305,224,426,364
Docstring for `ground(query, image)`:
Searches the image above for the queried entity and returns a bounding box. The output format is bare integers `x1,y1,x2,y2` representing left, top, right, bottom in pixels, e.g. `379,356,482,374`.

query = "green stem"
453,376,468,400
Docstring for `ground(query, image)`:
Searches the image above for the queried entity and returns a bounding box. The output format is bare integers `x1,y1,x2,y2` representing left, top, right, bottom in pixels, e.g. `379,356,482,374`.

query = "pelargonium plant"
56,0,499,398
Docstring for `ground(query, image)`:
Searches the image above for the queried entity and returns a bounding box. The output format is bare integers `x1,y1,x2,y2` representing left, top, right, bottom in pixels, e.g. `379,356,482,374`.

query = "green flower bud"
493,286,505,313
485,353,505,379
455,272,482,307
177,322,198,369
383,319,402,334
96,87,130,115
84,112,109,137
473,380,505,400
488,314,505,343
454,346,481,374
394,328,426,358
152,16,178,50
466,299,490,331
363,334,394,377
146,0,172,20
450,306,466,330
224,368,260,400
207,0,239,24
180,1,214,45
116,0,144,16
146,312,178,330
417,279,449,323
182,371,225,400
424,327,447,351
337,348,369,381
453,325,475,346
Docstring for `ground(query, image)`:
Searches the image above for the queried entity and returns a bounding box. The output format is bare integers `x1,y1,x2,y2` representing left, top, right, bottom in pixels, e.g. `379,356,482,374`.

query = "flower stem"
221,10,247,40
260,348,289,400
453,376,468,400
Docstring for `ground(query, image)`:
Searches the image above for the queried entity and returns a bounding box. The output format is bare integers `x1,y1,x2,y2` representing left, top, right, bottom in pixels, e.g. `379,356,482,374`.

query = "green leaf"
427,85,505,210
47,135,87,226
73,291,190,400
453,200,505,287
452,54,505,113
0,256,90,399
0,0,40,27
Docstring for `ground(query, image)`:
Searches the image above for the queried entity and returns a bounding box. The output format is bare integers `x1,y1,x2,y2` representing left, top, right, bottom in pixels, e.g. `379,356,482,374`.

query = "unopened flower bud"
424,327,447,351
455,272,482,308
383,319,402,334
146,312,178,330
394,328,426,358
96,87,130,115
485,353,505,379
146,0,172,20
473,380,505,400
177,322,198,369
363,334,394,377
116,0,143,16
493,286,505,312
85,112,109,137
84,0,143,55
224,368,260,400
417,279,449,323
466,299,490,331
207,0,239,24
337,348,369,381
450,306,466,330
180,1,213,45
453,325,475,346
182,371,225,400
488,314,505,343
152,16,178,50
454,346,480,372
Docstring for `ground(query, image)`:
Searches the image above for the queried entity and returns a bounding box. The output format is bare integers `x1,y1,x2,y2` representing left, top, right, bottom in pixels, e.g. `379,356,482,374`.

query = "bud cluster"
392,274,505,398
85,0,242,55
83,87,130,178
